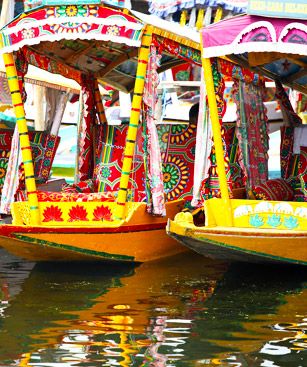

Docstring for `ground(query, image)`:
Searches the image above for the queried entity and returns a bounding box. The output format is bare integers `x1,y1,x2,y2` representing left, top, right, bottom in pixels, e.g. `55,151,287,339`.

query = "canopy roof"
201,14,307,94
0,3,201,92
148,0,247,17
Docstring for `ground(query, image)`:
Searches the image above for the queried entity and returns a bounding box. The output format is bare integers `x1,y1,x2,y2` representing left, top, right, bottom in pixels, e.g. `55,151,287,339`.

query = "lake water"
0,249,306,367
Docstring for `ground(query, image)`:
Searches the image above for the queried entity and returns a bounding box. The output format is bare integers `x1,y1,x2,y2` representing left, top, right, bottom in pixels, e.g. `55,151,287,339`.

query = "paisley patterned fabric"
18,132,61,187
252,178,294,202
0,130,59,190
232,79,269,191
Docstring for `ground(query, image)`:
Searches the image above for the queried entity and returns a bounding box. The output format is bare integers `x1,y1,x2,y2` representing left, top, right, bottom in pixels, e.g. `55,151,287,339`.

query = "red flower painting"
42,205,64,222
93,205,113,221
68,205,89,222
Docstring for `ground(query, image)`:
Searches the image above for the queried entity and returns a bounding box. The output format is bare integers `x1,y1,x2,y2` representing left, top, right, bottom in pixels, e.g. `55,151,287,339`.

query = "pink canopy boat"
167,14,307,265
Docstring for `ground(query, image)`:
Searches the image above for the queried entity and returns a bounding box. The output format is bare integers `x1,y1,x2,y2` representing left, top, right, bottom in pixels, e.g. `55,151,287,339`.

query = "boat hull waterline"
167,220,307,265
0,222,187,262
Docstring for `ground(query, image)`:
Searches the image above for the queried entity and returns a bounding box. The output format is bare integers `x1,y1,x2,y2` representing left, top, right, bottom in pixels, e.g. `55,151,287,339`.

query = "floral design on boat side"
68,205,89,222
249,214,264,227
234,202,307,230
42,205,64,222
267,214,282,228
93,205,113,221
284,216,299,229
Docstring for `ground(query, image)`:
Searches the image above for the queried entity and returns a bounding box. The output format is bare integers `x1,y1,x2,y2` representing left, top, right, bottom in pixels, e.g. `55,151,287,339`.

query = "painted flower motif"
284,216,298,229
65,5,78,17
41,169,49,177
47,5,98,33
157,125,170,151
267,214,281,228
47,140,55,148
249,214,264,227
106,25,120,37
162,156,189,200
21,28,35,40
101,167,111,179
170,123,196,144
42,205,64,222
93,205,113,221
163,164,179,191
0,151,9,187
68,205,88,222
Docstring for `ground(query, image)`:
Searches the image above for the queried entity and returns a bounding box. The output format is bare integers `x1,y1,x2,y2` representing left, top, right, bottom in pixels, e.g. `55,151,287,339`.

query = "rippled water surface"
0,248,306,366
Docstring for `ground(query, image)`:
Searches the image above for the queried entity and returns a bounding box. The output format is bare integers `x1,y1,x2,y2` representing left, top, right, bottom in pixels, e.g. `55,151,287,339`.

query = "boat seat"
62,123,146,203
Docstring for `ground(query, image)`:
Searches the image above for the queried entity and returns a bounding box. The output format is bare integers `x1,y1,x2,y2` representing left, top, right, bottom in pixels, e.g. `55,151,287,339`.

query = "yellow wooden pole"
94,79,107,124
214,6,223,23
196,9,205,30
180,10,188,26
115,26,153,220
3,53,40,225
202,57,232,226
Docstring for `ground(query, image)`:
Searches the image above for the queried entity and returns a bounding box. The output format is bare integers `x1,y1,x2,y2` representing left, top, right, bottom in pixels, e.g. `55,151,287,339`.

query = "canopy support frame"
115,25,153,220
202,57,233,226
3,52,40,225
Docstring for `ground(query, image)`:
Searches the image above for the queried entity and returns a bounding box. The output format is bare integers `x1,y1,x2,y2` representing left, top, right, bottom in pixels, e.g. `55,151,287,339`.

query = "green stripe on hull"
195,234,307,266
14,234,135,262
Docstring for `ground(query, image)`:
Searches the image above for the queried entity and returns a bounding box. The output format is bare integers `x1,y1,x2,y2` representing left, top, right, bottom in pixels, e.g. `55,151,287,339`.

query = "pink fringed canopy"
201,15,307,93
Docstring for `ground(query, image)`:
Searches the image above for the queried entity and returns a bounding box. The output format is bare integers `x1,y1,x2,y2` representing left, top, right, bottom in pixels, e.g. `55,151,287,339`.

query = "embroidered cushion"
252,178,294,201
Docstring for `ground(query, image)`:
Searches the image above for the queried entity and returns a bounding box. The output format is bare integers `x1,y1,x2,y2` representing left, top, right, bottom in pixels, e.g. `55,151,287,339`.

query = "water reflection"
0,250,306,367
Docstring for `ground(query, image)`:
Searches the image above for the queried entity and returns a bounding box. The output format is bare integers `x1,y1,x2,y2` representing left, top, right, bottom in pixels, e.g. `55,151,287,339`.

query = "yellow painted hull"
167,219,307,265
0,201,187,262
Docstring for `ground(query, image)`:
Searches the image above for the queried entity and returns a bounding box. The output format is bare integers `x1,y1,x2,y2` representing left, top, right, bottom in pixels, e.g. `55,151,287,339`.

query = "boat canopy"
201,14,307,94
148,0,247,17
0,4,201,93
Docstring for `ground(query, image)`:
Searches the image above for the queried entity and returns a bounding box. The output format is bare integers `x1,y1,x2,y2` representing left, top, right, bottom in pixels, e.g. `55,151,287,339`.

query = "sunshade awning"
148,0,247,17
0,3,201,93
201,14,307,94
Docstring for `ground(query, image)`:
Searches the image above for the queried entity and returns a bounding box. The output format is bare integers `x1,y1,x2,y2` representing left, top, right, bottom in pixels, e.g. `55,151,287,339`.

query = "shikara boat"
168,13,307,265
0,1,202,261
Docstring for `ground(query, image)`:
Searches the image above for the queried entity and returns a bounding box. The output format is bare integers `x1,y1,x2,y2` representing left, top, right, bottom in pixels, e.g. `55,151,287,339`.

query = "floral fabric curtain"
191,70,212,207
232,79,269,191
75,75,96,183
143,45,166,216
200,60,233,200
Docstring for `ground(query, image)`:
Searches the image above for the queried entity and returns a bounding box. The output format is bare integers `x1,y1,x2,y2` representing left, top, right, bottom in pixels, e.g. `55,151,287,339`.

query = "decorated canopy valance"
0,4,143,54
0,3,201,93
148,0,247,17
201,15,307,94
23,1,129,11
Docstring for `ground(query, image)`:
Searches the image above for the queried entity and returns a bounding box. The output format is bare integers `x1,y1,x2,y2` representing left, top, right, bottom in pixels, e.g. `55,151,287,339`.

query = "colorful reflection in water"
0,249,306,367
